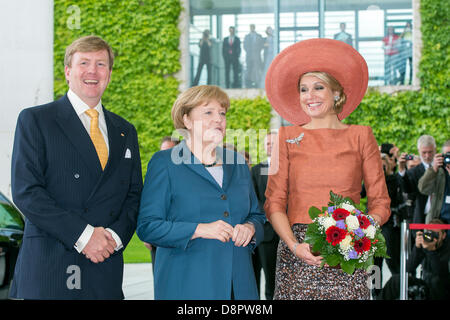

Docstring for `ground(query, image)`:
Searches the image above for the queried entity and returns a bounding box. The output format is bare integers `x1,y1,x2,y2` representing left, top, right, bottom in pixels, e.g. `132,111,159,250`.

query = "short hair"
442,139,450,152
429,218,444,224
417,135,436,150
171,85,230,130
64,35,114,70
297,71,347,114
160,136,180,146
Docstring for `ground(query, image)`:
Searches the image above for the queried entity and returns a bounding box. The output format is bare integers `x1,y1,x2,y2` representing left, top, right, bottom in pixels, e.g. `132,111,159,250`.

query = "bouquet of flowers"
304,191,389,274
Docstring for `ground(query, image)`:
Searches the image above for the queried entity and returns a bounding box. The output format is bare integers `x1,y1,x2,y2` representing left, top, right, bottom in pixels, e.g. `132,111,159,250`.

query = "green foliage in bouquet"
305,191,389,274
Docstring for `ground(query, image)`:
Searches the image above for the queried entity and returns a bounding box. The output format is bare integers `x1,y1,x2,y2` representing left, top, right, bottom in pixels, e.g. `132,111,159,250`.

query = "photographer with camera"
379,149,406,274
380,219,450,300
361,145,405,294
418,140,450,227
409,220,450,299
398,135,437,223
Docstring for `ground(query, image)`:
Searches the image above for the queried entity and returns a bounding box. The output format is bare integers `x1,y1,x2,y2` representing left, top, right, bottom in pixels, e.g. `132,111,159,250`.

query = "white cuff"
74,224,94,253
106,228,123,251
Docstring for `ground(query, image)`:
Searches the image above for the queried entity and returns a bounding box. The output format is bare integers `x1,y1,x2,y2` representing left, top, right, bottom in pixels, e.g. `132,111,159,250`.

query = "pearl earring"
334,96,339,101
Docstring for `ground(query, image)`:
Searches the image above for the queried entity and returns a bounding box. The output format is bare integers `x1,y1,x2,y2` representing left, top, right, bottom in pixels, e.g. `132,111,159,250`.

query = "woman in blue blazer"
137,85,265,300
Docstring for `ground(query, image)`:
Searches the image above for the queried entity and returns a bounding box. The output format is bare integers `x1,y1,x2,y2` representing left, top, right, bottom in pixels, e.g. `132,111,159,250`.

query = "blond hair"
298,71,347,114
171,85,230,130
64,35,114,69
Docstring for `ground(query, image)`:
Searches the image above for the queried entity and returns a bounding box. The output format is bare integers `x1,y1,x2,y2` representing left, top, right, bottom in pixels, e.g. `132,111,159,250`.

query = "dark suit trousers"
252,238,278,300
193,60,211,86
224,58,240,88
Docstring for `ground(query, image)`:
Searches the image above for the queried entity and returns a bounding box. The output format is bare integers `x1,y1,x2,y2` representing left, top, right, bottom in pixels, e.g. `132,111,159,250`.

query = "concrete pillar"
0,0,54,197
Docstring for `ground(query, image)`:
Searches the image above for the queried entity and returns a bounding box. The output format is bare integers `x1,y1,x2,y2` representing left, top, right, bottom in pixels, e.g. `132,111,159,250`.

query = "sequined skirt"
274,224,370,300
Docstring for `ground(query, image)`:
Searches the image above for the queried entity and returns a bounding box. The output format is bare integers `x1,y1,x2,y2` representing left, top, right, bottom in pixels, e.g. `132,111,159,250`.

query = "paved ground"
122,261,390,300
122,263,154,300
122,263,268,300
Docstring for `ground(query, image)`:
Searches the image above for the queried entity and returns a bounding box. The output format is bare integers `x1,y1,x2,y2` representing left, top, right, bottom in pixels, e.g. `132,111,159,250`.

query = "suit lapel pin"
286,133,304,146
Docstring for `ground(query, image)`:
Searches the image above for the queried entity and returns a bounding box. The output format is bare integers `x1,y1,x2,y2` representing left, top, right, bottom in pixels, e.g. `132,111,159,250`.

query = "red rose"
326,226,347,246
357,215,371,229
354,237,371,253
332,208,350,221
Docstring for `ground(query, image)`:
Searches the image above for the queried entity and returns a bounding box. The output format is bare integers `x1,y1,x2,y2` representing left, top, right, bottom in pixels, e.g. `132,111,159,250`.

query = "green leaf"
341,260,356,275
325,254,341,267
308,206,322,220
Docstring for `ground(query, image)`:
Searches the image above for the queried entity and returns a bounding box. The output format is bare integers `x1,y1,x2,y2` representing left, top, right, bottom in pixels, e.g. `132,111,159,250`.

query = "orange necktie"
85,109,108,170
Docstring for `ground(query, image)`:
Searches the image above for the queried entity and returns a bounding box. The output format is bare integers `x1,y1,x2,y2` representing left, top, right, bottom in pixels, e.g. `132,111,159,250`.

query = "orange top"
264,124,391,226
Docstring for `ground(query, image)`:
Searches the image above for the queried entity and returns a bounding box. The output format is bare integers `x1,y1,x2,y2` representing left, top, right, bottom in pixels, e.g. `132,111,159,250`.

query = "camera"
443,152,450,167
423,230,439,243
405,154,414,161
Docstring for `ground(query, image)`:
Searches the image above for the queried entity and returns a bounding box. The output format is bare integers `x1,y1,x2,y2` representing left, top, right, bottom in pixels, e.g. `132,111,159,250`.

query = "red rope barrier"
409,223,450,230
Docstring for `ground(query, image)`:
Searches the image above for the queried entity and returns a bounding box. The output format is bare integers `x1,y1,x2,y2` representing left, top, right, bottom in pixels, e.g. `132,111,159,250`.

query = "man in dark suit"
222,26,241,88
251,131,279,300
398,135,436,223
10,35,143,299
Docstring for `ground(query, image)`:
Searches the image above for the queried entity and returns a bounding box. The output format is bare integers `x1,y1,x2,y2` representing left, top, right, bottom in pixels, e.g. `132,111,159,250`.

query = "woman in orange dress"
264,39,391,300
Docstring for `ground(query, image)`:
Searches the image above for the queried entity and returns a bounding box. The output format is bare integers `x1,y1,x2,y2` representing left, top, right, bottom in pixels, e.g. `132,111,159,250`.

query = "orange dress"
264,124,391,226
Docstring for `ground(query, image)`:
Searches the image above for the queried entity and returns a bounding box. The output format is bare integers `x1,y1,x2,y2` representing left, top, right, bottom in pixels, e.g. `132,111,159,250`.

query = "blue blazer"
10,94,143,299
137,141,265,300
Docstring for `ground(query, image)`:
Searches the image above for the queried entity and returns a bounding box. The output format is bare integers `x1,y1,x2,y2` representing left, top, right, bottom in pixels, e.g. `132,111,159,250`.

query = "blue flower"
348,250,358,259
354,228,364,238
336,220,347,230
328,206,336,213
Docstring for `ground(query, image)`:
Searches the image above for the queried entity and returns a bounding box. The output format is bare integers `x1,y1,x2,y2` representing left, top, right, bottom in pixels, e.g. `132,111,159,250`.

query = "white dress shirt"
205,165,224,188
67,89,123,253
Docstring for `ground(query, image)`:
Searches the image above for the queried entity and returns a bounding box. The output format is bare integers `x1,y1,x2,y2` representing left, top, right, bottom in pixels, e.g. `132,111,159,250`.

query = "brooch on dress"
286,133,304,146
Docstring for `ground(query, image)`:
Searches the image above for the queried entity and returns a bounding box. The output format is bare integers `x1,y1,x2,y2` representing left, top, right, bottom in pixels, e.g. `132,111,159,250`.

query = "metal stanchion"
399,220,409,300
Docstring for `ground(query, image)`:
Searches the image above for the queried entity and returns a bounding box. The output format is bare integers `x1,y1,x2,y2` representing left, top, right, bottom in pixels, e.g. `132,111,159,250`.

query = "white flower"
339,235,352,250
364,225,376,239
345,215,359,231
341,202,356,212
321,217,336,230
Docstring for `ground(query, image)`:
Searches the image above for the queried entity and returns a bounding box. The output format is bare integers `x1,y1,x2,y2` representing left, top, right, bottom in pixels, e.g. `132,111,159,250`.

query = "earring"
334,96,340,101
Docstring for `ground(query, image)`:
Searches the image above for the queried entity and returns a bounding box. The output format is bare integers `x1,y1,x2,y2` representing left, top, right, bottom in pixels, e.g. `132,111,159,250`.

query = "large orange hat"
265,38,369,125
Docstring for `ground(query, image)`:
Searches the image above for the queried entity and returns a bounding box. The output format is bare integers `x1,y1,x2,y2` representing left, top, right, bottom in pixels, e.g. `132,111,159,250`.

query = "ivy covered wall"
54,0,449,173
55,0,182,172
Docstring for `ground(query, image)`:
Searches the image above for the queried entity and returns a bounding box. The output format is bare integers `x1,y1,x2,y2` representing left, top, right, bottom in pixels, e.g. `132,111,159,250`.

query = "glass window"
188,0,414,89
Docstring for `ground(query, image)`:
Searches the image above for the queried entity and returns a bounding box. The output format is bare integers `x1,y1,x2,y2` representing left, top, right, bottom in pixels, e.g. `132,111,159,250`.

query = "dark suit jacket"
251,162,277,243
10,94,143,299
401,163,428,223
222,36,241,61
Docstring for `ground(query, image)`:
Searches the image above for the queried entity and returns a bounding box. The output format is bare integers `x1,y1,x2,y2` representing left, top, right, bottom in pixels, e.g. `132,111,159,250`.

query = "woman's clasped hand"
192,220,255,247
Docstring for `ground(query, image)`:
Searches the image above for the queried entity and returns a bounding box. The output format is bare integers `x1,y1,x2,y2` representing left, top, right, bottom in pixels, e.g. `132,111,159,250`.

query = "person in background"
383,26,400,85
399,21,413,85
251,131,279,300
137,85,265,299
222,26,241,88
380,219,449,300
261,26,275,88
418,140,450,227
193,30,212,86
160,136,180,151
333,22,353,46
244,24,264,88
398,135,437,223
9,35,142,299
264,38,390,300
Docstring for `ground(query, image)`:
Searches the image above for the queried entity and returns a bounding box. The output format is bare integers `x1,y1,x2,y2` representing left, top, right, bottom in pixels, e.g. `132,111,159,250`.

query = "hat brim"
265,38,368,125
